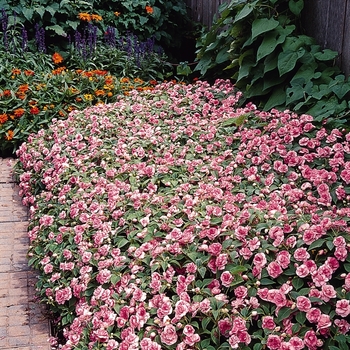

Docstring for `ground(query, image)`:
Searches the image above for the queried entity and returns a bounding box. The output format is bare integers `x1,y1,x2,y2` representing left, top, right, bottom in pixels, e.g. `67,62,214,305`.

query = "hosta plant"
15,80,350,350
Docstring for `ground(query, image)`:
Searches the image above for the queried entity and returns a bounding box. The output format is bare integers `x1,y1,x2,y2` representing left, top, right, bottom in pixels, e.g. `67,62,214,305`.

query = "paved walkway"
0,158,51,349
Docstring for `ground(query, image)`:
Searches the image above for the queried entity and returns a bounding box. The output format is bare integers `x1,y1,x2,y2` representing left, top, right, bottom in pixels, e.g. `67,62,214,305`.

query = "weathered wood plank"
342,0,350,76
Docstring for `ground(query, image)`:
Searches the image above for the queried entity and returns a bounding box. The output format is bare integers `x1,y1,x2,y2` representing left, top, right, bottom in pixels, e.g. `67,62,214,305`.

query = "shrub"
194,0,350,129
15,79,350,349
0,0,194,58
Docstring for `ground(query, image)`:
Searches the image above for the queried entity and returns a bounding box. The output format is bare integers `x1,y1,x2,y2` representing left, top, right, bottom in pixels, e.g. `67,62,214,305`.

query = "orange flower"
59,110,66,117
16,93,26,100
78,13,91,21
95,89,105,96
90,14,102,21
52,52,64,65
2,90,11,97
52,66,66,75
114,11,121,16
14,108,25,118
5,130,14,140
145,5,153,14
11,68,21,75
120,77,130,83
30,106,40,115
17,84,29,93
0,113,8,124
24,70,35,76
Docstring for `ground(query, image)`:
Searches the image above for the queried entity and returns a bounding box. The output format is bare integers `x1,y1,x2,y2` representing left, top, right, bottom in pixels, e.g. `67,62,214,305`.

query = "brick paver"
0,158,51,349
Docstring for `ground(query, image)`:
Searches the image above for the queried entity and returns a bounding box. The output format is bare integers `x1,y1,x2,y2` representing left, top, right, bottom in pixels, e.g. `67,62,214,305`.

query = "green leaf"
22,7,34,21
260,278,275,285
234,0,258,22
46,24,66,36
278,48,305,76
308,239,325,250
292,277,304,291
276,307,292,323
289,0,304,16
314,49,338,61
230,265,247,274
295,311,306,325
251,18,279,41
34,6,45,18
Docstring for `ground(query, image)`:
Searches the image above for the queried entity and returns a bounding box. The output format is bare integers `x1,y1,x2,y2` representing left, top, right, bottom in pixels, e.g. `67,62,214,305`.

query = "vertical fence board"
342,0,350,76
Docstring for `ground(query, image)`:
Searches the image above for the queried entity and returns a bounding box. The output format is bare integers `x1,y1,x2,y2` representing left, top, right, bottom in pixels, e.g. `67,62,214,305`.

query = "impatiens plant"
15,79,350,350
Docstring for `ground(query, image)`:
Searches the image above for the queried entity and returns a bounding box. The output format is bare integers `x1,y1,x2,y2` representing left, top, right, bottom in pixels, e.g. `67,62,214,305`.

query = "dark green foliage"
195,0,350,128
0,0,195,59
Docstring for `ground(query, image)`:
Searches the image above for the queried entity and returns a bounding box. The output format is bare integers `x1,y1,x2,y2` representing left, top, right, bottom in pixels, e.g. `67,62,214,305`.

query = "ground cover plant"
14,79,350,349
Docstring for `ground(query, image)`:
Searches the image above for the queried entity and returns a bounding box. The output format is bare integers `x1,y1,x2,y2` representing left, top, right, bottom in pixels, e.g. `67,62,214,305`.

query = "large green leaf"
257,25,295,61
251,18,279,41
22,7,34,21
278,48,305,76
234,0,259,22
46,24,66,36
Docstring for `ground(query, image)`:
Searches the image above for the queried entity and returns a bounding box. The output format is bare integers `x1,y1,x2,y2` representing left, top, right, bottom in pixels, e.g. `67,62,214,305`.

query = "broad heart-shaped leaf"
34,6,45,18
289,0,304,16
257,25,296,61
278,48,305,76
22,7,34,21
46,24,66,36
314,48,339,61
251,18,279,41
234,0,259,22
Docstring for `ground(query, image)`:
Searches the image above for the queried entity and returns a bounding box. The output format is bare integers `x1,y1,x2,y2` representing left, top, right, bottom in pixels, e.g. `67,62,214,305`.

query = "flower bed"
15,79,350,349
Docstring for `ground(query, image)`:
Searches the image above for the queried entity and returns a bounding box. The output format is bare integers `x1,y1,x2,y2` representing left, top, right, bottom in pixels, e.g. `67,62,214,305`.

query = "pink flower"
218,318,232,337
55,287,72,305
220,271,233,287
262,316,275,330
267,261,283,278
207,242,222,256
293,247,310,262
234,285,248,299
304,330,319,350
215,253,228,270
174,300,190,319
253,252,267,268
296,296,312,312
160,325,178,346
317,314,331,331
306,308,321,323
266,334,282,349
321,284,336,302
96,269,111,284
336,299,350,317
276,250,290,269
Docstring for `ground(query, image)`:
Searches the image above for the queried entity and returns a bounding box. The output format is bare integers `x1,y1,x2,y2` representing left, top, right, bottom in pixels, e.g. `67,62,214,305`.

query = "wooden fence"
185,0,350,76
184,0,227,28
302,0,350,76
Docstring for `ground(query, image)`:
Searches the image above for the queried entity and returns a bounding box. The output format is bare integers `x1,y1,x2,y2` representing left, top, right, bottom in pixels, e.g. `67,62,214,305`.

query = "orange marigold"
17,84,29,93
5,130,14,141
95,89,105,96
90,14,102,21
30,106,40,115
2,90,11,97
14,108,25,118
11,68,21,75
114,11,121,16
16,93,26,100
145,6,153,14
24,70,35,76
120,77,130,83
52,66,66,75
78,12,91,21
0,113,8,124
52,52,64,65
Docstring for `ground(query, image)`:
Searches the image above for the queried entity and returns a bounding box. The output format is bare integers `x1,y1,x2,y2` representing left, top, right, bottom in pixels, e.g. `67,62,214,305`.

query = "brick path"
0,158,51,349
